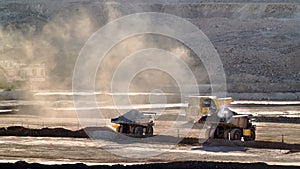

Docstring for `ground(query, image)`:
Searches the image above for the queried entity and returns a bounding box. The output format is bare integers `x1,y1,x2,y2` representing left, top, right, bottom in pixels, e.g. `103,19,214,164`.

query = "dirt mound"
0,126,119,138
0,126,88,138
1,160,298,169
203,139,300,151
256,116,300,124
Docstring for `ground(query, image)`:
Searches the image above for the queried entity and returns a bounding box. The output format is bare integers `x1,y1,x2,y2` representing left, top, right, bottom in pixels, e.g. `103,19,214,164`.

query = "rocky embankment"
0,0,300,100
0,126,88,138
1,160,299,169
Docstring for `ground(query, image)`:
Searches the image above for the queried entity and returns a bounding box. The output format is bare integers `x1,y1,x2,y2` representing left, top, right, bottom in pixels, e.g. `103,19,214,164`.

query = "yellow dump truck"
187,96,256,141
111,109,155,137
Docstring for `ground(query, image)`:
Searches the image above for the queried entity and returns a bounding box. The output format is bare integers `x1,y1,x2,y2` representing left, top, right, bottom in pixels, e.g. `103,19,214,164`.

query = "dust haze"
0,7,97,89
0,3,207,92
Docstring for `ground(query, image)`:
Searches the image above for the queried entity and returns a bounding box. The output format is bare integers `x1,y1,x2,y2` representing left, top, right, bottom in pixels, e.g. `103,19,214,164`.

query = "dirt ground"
0,104,299,168
1,112,299,144
0,103,299,145
0,136,299,167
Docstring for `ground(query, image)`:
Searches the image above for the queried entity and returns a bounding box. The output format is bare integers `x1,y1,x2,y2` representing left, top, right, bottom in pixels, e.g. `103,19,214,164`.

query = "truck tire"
223,129,230,139
117,126,123,133
118,125,129,134
215,126,225,139
230,128,242,140
134,126,144,137
146,126,153,136
244,130,256,141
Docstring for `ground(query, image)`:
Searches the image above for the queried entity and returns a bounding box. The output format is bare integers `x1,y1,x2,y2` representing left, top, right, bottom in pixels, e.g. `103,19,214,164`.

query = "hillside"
0,0,299,100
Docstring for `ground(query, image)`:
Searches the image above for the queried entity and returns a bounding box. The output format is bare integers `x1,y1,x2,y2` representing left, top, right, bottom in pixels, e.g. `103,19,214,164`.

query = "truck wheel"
215,126,225,139
117,126,123,133
223,129,230,139
146,126,153,136
134,126,144,137
244,130,256,141
230,128,242,140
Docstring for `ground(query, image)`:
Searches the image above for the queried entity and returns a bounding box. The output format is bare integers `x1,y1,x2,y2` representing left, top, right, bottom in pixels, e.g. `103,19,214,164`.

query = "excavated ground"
1,161,299,169
0,125,299,149
1,0,300,168
0,105,299,168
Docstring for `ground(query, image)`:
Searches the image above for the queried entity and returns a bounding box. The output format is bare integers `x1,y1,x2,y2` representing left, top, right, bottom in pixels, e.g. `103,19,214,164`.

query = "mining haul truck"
188,96,256,141
111,109,155,137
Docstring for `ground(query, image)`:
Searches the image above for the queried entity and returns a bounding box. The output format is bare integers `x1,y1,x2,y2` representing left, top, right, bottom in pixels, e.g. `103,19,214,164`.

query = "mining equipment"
188,96,256,141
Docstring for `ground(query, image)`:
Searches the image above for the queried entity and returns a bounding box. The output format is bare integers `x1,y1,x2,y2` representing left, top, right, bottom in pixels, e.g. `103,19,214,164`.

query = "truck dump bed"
111,109,155,126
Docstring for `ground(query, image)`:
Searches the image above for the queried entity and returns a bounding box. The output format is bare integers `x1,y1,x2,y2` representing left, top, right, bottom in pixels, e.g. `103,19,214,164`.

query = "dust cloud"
0,2,208,92
0,2,210,119
0,7,97,90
